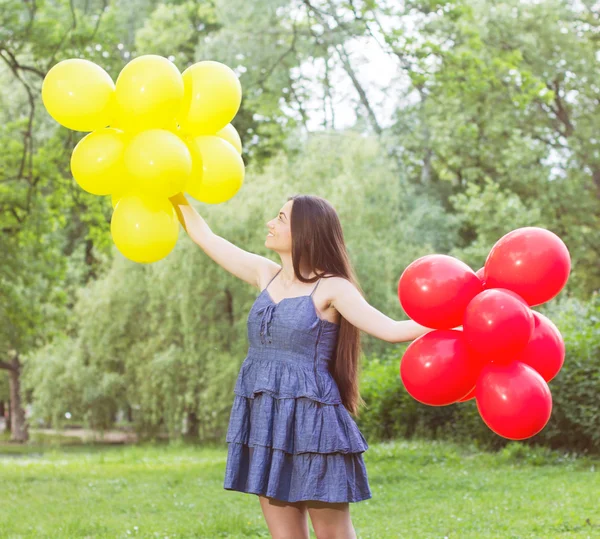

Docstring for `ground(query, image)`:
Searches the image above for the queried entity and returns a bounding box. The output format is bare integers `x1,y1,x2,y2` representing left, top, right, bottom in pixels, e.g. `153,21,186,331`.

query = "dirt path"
30,428,138,443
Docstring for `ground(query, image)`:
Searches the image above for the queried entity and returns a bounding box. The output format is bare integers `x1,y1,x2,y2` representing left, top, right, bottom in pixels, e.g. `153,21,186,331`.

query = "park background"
0,0,599,537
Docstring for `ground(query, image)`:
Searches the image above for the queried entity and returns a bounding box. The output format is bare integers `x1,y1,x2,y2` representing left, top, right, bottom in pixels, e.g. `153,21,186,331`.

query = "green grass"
0,436,598,538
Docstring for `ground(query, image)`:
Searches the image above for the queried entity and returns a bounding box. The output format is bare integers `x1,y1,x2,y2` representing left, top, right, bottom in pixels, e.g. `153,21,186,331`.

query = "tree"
372,0,600,293
0,0,350,440
0,0,133,441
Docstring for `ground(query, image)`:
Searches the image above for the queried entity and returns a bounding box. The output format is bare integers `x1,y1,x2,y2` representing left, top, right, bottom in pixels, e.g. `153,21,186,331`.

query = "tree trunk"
6,398,11,432
186,411,199,438
7,352,28,442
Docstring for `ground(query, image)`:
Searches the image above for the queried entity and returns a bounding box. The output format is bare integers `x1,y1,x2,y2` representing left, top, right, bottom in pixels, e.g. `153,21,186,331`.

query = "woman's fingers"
169,192,190,231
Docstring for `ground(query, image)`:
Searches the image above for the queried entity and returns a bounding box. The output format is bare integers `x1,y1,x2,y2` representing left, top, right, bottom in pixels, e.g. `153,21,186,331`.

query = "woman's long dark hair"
287,194,365,416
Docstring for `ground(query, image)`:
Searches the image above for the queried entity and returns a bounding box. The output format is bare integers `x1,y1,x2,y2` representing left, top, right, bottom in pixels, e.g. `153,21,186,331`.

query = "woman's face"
265,200,293,252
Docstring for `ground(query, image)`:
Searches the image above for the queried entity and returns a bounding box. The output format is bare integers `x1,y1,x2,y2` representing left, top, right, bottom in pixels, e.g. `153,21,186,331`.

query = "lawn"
0,434,598,538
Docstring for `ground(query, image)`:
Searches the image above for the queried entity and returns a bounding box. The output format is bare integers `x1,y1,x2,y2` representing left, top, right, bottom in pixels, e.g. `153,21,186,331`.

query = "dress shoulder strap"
264,267,282,292
310,278,322,297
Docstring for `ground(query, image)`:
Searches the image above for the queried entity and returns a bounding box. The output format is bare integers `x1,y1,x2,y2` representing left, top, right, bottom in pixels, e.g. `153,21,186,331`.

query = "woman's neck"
278,256,318,284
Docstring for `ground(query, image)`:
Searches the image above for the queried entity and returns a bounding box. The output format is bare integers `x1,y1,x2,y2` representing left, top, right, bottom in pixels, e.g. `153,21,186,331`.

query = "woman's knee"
308,501,356,539
258,496,310,539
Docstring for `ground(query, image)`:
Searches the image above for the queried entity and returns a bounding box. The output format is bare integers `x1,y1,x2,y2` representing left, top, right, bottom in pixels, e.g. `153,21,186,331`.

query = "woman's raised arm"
170,193,276,289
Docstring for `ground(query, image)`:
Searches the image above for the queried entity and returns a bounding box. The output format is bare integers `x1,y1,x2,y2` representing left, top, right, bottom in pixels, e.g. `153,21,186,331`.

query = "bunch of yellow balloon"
41,55,245,263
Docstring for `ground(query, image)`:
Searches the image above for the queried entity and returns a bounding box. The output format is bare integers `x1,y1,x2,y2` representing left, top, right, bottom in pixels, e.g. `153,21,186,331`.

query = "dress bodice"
234,270,342,404
248,288,340,368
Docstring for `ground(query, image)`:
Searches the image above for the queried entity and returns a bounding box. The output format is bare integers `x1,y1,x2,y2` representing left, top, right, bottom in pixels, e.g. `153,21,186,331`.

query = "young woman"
172,193,431,539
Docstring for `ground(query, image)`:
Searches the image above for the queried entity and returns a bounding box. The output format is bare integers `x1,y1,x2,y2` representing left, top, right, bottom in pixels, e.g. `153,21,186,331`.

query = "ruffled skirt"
223,358,372,503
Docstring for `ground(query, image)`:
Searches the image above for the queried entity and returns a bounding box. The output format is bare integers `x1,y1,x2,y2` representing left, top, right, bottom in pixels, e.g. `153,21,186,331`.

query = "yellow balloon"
179,61,242,135
109,117,128,132
70,128,127,195
186,136,244,204
42,59,115,131
124,129,192,198
111,193,121,209
166,119,183,136
115,55,184,132
216,123,242,154
110,181,137,209
111,195,179,263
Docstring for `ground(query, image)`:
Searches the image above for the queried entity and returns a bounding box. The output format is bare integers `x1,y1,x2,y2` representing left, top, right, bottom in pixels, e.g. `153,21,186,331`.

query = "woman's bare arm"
329,277,434,343
170,193,276,289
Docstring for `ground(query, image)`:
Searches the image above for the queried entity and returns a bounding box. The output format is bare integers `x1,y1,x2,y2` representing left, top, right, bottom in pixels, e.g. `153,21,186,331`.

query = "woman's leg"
258,495,310,539
307,501,357,539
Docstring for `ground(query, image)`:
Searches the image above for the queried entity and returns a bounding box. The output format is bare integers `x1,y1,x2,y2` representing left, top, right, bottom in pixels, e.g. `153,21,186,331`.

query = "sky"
290,34,407,131
280,2,418,132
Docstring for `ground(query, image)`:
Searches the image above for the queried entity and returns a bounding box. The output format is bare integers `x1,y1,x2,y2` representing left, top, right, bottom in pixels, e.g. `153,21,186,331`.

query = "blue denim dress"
223,268,372,503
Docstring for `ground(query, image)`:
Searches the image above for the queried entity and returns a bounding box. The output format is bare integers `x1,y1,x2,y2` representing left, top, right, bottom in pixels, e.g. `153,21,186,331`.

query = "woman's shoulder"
321,276,358,301
257,262,281,290
317,275,351,299
320,273,348,283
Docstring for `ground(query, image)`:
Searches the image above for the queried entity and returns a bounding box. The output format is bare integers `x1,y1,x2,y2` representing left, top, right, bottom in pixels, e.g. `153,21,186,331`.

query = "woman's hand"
393,323,464,344
169,192,212,243
169,192,191,233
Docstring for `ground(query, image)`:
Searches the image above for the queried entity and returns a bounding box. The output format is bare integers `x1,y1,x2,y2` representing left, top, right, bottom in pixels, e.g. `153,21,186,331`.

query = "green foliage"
384,0,600,295
450,179,543,271
357,353,416,440
22,336,123,431
0,0,128,360
539,293,600,450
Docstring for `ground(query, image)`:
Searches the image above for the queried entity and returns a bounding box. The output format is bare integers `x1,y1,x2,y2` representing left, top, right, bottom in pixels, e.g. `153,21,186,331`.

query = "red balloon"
398,255,482,329
475,267,485,282
400,330,484,406
463,289,534,363
514,312,565,382
484,227,571,306
499,288,529,307
457,386,476,402
476,362,552,440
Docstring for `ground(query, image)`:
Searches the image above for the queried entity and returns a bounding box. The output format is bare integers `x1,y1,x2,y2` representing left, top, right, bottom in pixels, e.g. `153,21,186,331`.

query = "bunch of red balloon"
397,227,571,440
